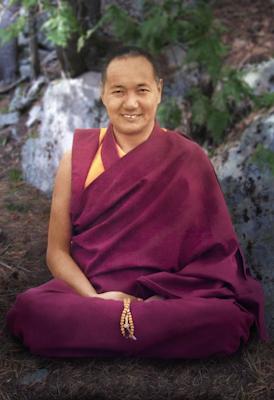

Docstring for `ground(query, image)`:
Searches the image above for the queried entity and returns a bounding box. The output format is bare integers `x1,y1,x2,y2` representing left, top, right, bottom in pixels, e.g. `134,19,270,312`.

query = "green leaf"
77,12,111,52
0,15,26,45
157,97,182,129
104,4,139,43
252,144,274,175
206,109,230,144
189,89,210,126
253,92,274,109
211,87,227,112
220,69,252,104
42,2,79,47
139,11,169,53
22,0,37,7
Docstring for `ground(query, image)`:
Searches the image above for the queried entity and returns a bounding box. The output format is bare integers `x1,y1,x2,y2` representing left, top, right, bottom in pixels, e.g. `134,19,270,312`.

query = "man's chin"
115,123,147,136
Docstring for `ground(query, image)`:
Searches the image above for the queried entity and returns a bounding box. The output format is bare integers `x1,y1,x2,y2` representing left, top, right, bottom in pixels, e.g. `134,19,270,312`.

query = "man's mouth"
122,114,141,120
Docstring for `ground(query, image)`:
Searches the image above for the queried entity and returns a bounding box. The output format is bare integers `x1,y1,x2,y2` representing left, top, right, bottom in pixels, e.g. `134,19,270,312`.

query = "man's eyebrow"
110,85,125,89
109,83,151,89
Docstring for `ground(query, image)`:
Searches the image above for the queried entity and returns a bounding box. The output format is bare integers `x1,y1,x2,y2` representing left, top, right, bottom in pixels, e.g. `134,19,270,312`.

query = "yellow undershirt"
84,126,166,188
84,128,126,188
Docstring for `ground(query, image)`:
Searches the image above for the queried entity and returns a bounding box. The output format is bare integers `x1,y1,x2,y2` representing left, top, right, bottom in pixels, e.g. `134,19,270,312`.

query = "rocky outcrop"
21,72,108,194
212,112,274,337
243,58,274,95
9,76,46,112
0,112,19,128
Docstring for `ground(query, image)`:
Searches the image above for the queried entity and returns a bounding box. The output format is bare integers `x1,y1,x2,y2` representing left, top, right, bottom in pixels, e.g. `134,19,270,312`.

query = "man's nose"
123,93,138,109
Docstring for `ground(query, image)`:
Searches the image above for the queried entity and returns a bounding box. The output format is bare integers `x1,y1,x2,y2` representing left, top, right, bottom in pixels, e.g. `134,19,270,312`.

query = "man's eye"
139,88,149,92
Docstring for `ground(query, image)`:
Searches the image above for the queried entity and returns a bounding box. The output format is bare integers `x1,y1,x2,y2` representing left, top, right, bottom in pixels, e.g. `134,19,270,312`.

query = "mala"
120,298,137,340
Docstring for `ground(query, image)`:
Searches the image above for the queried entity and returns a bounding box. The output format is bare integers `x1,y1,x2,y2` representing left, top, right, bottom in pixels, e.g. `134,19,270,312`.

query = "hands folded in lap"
92,291,164,302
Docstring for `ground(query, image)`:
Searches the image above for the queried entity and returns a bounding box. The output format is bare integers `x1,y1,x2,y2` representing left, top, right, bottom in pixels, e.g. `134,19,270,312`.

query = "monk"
6,46,267,358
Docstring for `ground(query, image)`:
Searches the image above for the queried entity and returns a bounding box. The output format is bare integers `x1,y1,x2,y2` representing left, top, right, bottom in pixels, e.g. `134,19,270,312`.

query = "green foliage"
0,0,79,48
85,0,274,144
253,92,274,109
182,4,228,83
2,0,274,144
91,1,225,60
42,2,79,47
189,69,255,143
0,15,26,46
189,87,231,144
78,5,139,52
0,135,8,147
19,0,37,7
252,144,274,176
8,168,22,182
81,1,244,143
157,98,182,130
5,200,31,213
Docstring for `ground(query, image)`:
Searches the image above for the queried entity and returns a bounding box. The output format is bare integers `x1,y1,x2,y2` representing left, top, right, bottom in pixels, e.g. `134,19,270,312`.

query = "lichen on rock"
211,111,274,337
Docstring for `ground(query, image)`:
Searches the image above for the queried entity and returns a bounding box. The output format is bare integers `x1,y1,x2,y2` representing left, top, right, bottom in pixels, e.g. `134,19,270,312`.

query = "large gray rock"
211,112,274,337
21,71,108,194
0,112,19,128
9,76,46,112
243,58,274,95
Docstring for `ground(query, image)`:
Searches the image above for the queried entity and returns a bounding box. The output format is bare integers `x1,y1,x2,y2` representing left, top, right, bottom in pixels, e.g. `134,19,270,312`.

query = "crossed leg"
6,279,254,358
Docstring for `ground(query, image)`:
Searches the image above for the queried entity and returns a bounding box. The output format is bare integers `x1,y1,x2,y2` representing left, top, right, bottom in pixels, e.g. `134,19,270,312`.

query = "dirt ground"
0,0,274,399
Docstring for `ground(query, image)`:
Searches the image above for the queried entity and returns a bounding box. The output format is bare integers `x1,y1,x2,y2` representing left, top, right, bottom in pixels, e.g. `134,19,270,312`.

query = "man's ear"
100,82,105,106
157,79,163,103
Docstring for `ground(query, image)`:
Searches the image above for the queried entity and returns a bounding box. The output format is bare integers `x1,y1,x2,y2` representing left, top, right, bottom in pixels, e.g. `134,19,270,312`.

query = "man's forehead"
105,56,155,82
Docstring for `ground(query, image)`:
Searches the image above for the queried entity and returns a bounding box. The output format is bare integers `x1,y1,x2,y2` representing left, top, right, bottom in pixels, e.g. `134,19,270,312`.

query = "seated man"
6,46,267,358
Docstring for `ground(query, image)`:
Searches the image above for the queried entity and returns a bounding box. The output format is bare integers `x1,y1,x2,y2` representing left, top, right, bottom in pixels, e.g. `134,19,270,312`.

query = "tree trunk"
28,5,40,79
0,1,19,85
56,0,103,78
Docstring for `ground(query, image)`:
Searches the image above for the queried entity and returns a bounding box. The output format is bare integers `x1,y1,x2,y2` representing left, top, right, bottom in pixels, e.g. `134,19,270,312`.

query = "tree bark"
28,5,40,79
56,0,103,78
0,1,19,84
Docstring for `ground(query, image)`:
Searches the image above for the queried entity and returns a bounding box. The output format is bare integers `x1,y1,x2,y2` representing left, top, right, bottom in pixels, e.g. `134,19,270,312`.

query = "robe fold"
6,123,267,358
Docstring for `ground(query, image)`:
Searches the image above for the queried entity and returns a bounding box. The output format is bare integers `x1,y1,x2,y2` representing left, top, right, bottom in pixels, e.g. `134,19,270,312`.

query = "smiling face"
101,55,163,141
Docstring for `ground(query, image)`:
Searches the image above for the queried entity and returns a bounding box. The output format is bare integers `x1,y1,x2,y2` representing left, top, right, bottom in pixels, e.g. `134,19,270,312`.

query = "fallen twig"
0,246,11,257
0,260,13,271
0,260,30,273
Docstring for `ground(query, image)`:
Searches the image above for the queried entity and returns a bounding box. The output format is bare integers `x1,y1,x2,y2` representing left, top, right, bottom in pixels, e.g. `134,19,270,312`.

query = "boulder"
0,112,19,128
211,112,274,337
21,71,108,194
26,103,42,128
9,76,46,112
243,58,274,95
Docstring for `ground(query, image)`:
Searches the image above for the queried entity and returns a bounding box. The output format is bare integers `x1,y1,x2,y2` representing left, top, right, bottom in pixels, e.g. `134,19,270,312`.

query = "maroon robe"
6,123,267,358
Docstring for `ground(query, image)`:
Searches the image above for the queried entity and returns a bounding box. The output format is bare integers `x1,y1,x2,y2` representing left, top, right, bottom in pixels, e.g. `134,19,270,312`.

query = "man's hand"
92,291,143,302
144,295,165,302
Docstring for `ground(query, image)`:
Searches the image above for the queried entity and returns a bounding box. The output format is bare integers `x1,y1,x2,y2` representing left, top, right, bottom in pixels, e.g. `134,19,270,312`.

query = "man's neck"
113,124,155,153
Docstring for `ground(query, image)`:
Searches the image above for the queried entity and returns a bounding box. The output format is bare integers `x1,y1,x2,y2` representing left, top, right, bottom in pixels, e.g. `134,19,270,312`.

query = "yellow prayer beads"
120,298,136,340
